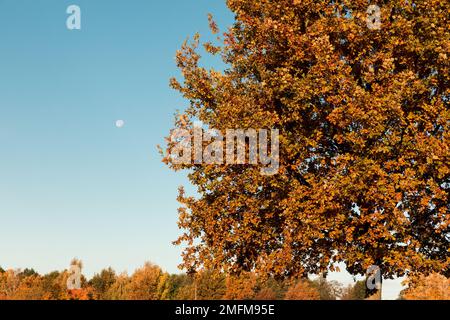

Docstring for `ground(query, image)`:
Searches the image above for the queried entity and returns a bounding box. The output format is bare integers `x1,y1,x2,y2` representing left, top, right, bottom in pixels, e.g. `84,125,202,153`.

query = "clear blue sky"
0,0,402,299
0,0,232,275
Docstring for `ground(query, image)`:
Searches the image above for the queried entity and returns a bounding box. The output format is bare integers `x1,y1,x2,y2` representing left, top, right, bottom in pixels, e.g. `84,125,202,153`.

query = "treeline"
0,263,448,300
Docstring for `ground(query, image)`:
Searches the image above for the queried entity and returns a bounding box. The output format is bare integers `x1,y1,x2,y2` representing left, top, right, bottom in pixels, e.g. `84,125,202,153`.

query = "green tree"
341,280,367,300
163,0,449,300
19,268,39,278
176,270,226,300
312,275,342,300
89,267,117,300
41,271,63,300
165,274,192,300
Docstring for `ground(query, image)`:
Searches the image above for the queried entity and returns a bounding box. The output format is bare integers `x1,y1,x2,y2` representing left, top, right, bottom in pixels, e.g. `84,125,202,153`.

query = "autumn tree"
12,275,45,300
311,275,342,300
41,271,67,300
175,270,226,300
125,262,169,300
163,0,449,298
223,271,258,300
67,287,96,300
284,279,320,300
19,268,38,278
340,280,368,300
0,270,20,299
165,274,192,300
89,267,117,300
254,287,277,300
104,273,131,300
401,273,450,300
255,277,287,300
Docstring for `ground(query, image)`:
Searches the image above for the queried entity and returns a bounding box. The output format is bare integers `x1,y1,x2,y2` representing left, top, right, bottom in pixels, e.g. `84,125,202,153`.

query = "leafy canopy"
164,0,449,279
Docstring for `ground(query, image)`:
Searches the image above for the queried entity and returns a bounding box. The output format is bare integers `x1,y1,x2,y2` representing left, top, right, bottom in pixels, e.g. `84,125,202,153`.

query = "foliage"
104,273,131,300
163,0,449,285
1,262,449,300
89,268,117,300
284,279,320,300
224,271,258,300
175,270,226,300
311,275,342,300
124,262,169,300
340,280,367,300
401,273,450,300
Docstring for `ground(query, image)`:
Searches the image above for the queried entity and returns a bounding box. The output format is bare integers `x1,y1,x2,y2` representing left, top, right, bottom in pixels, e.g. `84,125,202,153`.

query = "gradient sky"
0,0,403,299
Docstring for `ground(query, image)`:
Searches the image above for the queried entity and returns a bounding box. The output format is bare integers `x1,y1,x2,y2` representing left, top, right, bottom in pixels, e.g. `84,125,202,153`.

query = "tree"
223,272,258,300
12,275,45,300
175,270,226,300
284,279,320,300
401,273,450,300
67,287,96,300
41,271,66,300
0,270,20,299
311,275,342,300
340,280,367,300
89,267,117,300
165,274,192,300
255,277,287,300
19,268,38,278
125,262,169,300
254,287,277,300
163,0,449,298
104,273,131,300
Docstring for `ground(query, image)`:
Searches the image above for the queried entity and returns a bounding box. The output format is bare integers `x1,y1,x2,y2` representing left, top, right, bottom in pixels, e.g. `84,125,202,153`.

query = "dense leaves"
163,0,449,284
401,273,450,299
1,263,448,300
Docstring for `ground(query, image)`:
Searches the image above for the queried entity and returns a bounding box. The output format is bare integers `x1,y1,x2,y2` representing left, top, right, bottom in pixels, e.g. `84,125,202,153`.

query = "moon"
115,120,125,128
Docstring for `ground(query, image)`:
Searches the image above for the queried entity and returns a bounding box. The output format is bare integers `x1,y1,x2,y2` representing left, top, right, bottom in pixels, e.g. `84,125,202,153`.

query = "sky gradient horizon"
0,0,403,299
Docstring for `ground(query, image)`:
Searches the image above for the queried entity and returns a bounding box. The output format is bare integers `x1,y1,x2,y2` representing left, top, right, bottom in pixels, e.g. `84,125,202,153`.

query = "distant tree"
284,280,320,300
68,287,96,300
40,271,65,300
176,270,226,300
12,275,45,300
0,270,20,299
254,287,277,300
401,273,450,300
166,274,192,300
0,267,5,273
256,277,287,300
340,280,367,300
104,273,131,300
224,272,258,300
89,267,116,300
312,275,342,300
19,268,39,278
125,262,169,300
